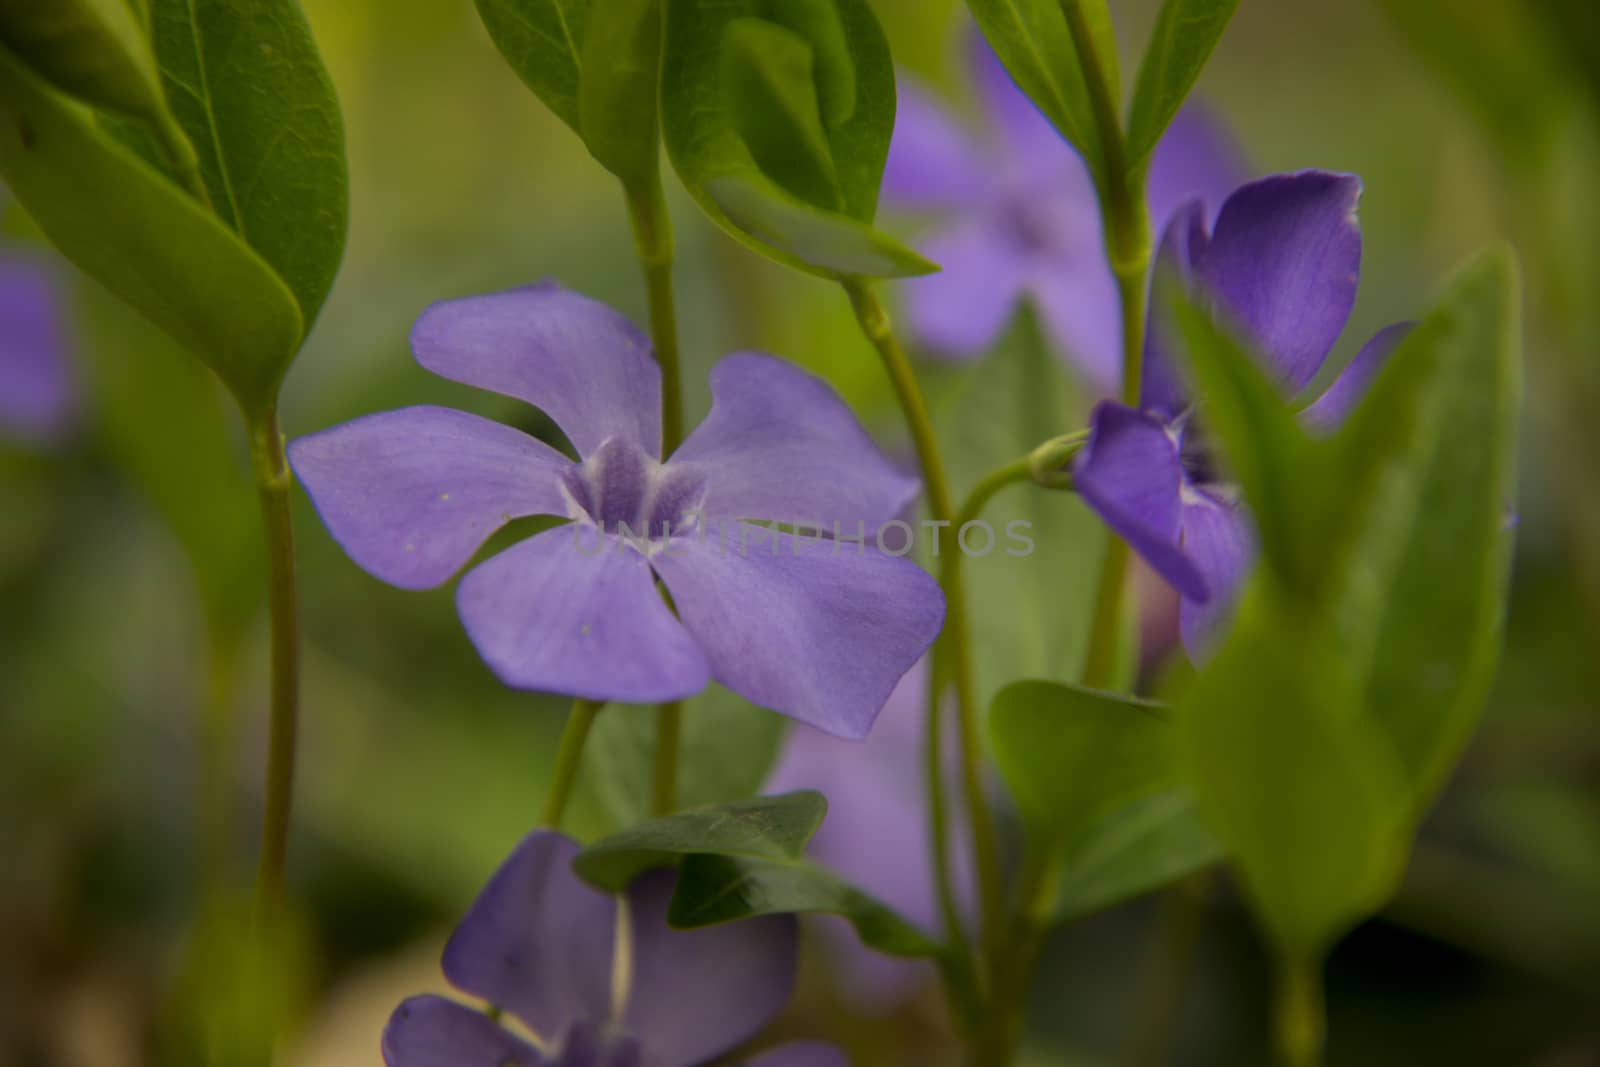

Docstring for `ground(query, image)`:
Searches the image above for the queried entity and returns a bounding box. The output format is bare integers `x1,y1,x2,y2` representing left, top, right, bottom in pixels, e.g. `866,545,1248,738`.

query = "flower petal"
439,832,613,1043
1178,489,1255,657
411,282,662,458
0,253,75,445
1141,201,1212,419
289,406,572,590
1145,104,1248,231
651,529,945,738
1073,403,1208,602
669,353,918,530
1028,250,1123,395
882,78,989,208
382,995,545,1067
741,1043,850,1067
1301,322,1412,431
900,220,1027,358
622,870,798,1067
1203,171,1363,392
456,528,709,703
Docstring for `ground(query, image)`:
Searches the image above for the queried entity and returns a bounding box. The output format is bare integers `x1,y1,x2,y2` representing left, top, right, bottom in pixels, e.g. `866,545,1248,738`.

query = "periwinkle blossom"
0,249,75,446
383,831,845,1067
290,283,944,739
882,36,1244,390
1072,171,1410,654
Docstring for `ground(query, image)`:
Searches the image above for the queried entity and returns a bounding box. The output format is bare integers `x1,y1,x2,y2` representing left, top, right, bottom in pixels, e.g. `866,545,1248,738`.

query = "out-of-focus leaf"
0,0,169,124
935,306,1103,706
0,43,303,411
1175,249,1523,961
576,0,660,185
574,791,825,892
965,0,1118,186
474,0,588,132
671,852,942,956
149,0,348,332
574,684,788,836
990,679,1221,921
1126,0,1238,167
662,0,927,278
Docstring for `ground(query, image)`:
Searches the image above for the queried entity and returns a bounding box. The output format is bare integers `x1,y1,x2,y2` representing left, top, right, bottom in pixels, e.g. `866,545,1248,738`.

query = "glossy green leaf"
1317,250,1523,807
1126,0,1238,167
935,306,1104,705
671,852,942,957
576,0,661,185
0,0,168,122
991,679,1222,920
965,0,1118,185
149,0,348,331
1056,789,1221,919
574,791,825,893
0,43,303,411
574,684,788,836
473,0,587,131
662,0,925,278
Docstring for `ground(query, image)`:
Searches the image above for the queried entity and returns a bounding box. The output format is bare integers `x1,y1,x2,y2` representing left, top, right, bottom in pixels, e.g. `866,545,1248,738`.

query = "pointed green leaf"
574,792,825,893
1055,789,1222,919
0,0,168,122
473,0,588,132
965,0,1119,185
149,0,348,331
670,852,942,957
576,0,661,185
662,0,920,278
1126,0,1239,167
0,43,303,410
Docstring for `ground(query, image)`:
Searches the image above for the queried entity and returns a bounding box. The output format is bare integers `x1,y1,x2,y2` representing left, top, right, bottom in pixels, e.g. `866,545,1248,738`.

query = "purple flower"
0,249,75,446
1073,171,1410,655
882,36,1244,391
764,660,967,1011
290,282,945,739
383,831,846,1067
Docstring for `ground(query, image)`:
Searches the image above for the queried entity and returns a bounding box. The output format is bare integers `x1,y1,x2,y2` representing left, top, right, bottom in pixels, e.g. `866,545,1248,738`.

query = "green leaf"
722,17,841,211
1317,250,1523,807
990,679,1222,920
1125,0,1238,166
662,0,923,278
576,0,661,185
574,791,825,893
965,0,1118,185
0,42,303,411
149,0,348,332
0,0,168,122
475,0,587,132
573,684,788,837
671,852,942,957
935,305,1104,704
1056,789,1221,919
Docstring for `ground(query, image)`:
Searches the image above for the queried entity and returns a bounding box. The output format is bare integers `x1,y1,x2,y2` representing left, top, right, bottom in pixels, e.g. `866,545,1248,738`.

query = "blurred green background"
2,0,1597,1064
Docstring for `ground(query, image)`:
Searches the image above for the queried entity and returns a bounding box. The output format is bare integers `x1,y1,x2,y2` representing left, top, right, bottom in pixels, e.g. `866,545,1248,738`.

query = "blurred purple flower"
383,830,846,1067
0,250,76,446
764,660,969,1011
290,282,944,739
1073,172,1410,655
882,36,1245,391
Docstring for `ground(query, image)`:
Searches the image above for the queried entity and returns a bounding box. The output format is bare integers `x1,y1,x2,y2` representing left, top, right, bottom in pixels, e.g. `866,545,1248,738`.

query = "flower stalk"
542,698,606,829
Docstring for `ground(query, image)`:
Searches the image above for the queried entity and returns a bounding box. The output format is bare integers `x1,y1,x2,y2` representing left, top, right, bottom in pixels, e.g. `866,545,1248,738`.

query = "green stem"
248,407,300,919
652,700,682,816
542,698,606,829
624,172,686,819
842,278,1004,1001
1276,958,1326,1067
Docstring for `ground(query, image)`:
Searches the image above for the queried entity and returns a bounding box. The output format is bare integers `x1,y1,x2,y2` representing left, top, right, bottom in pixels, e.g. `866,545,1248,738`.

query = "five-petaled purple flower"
882,36,1244,391
383,831,845,1067
1073,171,1410,654
290,283,945,739
0,246,76,446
